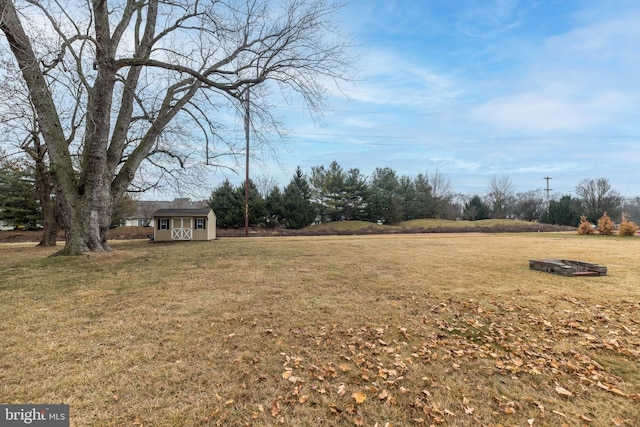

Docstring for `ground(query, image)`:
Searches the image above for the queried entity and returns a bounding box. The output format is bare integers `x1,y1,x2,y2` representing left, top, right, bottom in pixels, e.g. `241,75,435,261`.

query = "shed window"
195,218,206,230
158,218,169,230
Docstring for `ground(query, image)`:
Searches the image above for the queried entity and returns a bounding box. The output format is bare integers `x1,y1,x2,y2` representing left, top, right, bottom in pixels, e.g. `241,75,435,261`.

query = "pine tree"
463,195,490,221
0,165,41,229
208,180,244,228
282,168,315,229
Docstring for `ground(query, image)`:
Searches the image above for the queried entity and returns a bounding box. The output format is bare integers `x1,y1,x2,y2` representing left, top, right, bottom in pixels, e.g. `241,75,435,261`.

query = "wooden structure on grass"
152,208,216,242
529,259,607,277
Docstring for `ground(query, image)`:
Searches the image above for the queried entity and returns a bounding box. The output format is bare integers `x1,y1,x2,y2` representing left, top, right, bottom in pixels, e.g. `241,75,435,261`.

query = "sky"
180,0,640,200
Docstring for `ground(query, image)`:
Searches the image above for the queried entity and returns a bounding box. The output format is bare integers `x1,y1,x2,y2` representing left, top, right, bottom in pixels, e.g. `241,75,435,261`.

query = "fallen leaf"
287,375,301,384
352,390,367,404
555,386,573,397
611,416,624,426
354,415,365,426
206,408,220,421
552,410,566,418
337,383,347,396
271,400,281,417
607,386,628,398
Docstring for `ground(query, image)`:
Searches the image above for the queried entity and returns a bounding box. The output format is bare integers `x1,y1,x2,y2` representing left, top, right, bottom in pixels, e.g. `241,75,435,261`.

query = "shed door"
171,218,193,240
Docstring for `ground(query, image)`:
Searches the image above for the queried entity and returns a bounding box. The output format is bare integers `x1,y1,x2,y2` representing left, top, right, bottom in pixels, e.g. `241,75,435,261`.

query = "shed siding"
152,208,216,242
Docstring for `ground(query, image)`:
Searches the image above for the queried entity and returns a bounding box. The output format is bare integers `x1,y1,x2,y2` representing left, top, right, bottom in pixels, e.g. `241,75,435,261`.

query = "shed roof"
153,208,213,217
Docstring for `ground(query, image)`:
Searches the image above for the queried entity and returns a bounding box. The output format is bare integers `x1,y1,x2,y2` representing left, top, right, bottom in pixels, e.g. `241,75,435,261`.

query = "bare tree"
254,174,279,199
0,0,350,255
486,175,515,219
622,197,640,223
575,177,623,222
428,171,454,218
513,190,545,221
0,61,61,245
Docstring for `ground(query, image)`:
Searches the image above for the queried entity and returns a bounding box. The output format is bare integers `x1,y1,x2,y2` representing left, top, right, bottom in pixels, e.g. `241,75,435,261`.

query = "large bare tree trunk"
1,0,349,255
56,195,112,255
33,147,61,247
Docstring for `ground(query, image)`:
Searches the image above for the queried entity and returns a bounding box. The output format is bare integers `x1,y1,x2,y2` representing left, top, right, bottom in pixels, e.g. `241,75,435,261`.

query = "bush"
577,215,595,235
618,214,639,237
597,212,615,236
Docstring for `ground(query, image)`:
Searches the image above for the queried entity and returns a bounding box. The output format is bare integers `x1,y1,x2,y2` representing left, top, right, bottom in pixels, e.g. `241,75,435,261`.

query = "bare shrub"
618,214,639,237
577,215,595,235
597,212,616,236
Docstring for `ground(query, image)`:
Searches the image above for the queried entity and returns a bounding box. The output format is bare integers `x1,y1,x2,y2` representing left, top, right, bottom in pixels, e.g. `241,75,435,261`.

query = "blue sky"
198,0,640,200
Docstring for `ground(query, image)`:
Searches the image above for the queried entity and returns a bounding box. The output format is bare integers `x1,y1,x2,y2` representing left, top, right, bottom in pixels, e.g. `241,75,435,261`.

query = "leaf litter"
208,294,639,426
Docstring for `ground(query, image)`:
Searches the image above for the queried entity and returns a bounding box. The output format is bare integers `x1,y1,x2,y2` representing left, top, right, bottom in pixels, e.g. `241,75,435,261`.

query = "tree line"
2,156,638,232
206,161,637,229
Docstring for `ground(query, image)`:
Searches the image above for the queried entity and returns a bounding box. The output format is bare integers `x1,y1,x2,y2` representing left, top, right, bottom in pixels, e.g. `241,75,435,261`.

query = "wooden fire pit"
529,259,607,277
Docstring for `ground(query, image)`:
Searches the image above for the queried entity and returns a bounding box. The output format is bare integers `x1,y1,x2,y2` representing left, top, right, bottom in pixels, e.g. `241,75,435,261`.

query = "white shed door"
171,218,193,240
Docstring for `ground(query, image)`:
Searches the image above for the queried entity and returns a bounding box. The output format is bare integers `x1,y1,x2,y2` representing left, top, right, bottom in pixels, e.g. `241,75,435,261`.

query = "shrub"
597,212,615,236
577,215,595,235
618,214,639,237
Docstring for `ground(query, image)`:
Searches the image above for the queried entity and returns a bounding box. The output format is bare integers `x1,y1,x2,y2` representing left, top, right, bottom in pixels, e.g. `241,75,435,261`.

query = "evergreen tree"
309,161,346,222
397,175,417,221
264,186,285,228
208,180,244,228
541,195,580,226
413,173,434,219
292,166,313,201
463,195,490,221
0,165,41,229
342,168,368,220
282,168,315,229
237,180,268,227
364,167,401,224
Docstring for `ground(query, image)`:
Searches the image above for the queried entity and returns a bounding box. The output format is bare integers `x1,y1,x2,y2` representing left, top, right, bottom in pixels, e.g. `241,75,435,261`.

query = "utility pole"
244,88,250,237
543,176,553,200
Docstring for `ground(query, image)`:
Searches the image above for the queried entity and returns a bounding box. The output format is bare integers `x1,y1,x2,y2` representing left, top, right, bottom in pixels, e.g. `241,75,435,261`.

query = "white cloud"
466,6,640,136
470,89,629,134
455,0,527,38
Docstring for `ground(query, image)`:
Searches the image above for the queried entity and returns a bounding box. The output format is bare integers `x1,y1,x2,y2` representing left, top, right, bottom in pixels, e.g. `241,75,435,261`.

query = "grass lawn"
1,232,638,426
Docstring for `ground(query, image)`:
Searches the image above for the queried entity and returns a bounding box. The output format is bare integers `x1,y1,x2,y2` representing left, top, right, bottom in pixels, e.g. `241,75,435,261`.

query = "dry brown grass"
1,233,638,426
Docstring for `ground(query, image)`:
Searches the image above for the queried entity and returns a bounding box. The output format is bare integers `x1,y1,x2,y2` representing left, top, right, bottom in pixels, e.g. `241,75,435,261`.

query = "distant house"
152,208,216,242
122,198,208,227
